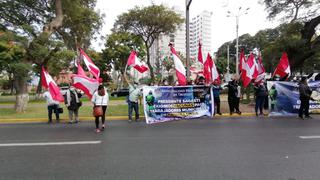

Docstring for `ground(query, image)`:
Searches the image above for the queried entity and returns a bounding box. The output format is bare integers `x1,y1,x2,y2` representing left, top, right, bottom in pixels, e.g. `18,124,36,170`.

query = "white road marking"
0,141,101,147
299,136,320,139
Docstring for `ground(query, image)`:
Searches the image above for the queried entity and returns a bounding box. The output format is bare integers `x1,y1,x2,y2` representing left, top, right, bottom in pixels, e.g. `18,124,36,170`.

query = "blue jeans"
128,101,139,120
47,104,59,122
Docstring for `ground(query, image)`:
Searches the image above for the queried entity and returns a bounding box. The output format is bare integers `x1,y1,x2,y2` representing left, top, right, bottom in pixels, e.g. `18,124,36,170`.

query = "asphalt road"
0,116,320,180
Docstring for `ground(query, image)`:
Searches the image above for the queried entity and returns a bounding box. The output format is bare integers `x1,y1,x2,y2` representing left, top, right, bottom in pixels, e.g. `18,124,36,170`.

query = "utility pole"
186,0,192,81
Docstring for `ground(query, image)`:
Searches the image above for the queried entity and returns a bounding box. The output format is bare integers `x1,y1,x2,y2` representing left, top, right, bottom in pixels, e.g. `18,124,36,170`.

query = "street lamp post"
186,0,192,81
227,7,249,76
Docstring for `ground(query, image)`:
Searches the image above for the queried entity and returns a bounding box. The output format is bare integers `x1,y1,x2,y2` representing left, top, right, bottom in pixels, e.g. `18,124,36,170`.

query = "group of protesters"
42,73,313,133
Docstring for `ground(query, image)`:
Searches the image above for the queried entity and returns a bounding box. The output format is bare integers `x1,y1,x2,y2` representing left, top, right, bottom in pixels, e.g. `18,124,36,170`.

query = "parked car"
111,88,129,97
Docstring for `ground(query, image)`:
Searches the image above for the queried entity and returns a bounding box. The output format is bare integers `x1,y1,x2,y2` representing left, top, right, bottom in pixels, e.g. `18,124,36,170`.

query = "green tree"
102,32,145,89
261,0,320,70
0,0,102,112
113,4,184,82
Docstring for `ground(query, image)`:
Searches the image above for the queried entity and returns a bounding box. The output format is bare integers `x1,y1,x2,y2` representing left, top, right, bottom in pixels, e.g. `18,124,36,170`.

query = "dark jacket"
299,83,312,100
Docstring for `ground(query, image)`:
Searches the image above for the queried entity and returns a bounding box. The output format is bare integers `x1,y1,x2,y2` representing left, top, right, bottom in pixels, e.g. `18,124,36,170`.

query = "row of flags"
42,43,292,102
41,48,100,102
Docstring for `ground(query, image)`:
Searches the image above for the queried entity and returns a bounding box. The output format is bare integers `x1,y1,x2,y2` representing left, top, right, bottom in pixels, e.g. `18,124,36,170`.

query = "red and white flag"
254,53,266,83
198,41,203,64
169,44,187,86
273,52,291,78
203,53,213,84
71,75,99,99
41,66,64,102
79,48,100,79
127,51,148,73
211,57,220,83
71,63,99,99
249,53,259,80
241,53,255,87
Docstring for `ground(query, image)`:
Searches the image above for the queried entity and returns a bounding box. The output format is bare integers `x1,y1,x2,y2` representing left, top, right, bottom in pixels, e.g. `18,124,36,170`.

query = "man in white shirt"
43,90,60,123
124,73,141,123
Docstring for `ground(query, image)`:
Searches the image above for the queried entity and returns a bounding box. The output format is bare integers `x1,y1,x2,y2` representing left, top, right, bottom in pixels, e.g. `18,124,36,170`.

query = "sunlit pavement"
0,115,320,180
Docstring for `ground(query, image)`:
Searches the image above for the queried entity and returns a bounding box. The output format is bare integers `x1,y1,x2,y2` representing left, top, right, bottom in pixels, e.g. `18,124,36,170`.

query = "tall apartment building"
190,10,212,60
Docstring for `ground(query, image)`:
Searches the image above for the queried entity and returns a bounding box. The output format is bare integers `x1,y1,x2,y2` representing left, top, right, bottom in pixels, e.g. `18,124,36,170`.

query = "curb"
0,113,258,124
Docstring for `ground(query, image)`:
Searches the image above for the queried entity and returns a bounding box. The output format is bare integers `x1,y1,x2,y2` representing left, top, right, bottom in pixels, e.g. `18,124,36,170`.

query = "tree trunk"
14,78,29,113
144,42,154,83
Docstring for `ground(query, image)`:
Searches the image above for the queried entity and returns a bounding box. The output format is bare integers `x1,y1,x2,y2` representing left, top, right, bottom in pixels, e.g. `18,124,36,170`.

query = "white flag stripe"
0,141,101,147
172,54,186,76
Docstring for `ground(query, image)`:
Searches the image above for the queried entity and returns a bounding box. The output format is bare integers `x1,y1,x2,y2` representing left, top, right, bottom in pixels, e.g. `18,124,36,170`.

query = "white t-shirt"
91,90,109,106
43,91,59,106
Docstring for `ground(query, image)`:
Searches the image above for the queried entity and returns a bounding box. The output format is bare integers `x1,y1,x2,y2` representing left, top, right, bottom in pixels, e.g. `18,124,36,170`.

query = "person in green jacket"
146,91,155,117
269,85,278,111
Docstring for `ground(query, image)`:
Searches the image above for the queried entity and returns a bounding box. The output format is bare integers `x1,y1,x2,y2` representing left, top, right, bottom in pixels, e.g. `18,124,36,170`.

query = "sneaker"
128,119,132,123
237,111,242,115
95,129,101,133
305,116,312,119
299,115,304,119
217,113,222,115
101,124,106,131
74,120,79,123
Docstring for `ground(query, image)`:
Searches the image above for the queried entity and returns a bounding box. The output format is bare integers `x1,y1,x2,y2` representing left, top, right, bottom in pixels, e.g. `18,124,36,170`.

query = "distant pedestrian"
298,77,312,119
43,90,60,123
91,85,109,132
212,79,222,115
124,74,141,123
65,85,82,124
254,81,268,116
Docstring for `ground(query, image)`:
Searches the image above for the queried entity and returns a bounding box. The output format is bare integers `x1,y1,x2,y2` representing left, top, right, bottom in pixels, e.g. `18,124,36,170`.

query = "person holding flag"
43,89,60,123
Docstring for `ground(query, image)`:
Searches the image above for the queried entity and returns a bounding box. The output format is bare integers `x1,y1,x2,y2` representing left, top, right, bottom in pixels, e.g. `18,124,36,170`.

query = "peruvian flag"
169,44,187,86
71,63,99,99
203,53,213,84
241,53,255,87
249,53,259,80
41,66,64,102
127,51,148,73
273,52,291,78
211,57,220,83
79,48,100,79
198,41,203,64
254,53,266,83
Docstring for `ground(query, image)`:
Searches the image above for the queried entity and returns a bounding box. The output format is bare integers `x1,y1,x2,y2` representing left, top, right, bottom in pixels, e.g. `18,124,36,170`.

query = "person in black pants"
254,82,268,116
212,79,222,115
298,77,312,119
91,85,109,133
43,90,60,123
226,79,240,115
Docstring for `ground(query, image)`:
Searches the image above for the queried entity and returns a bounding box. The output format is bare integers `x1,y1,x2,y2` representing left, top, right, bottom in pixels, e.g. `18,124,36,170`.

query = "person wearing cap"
124,73,141,122
298,77,312,119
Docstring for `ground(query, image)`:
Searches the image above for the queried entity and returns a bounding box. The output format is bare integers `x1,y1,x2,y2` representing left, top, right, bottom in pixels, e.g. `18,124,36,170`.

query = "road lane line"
299,136,320,139
0,140,101,147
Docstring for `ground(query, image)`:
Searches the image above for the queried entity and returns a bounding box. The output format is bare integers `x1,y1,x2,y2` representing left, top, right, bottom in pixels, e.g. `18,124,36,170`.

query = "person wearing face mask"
65,85,82,124
124,73,141,123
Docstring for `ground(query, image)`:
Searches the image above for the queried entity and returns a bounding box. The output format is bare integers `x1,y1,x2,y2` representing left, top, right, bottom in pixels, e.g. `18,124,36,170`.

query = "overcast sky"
93,0,280,52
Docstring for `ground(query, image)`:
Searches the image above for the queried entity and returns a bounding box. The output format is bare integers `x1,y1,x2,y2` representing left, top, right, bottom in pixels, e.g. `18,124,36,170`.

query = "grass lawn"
0,102,144,120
